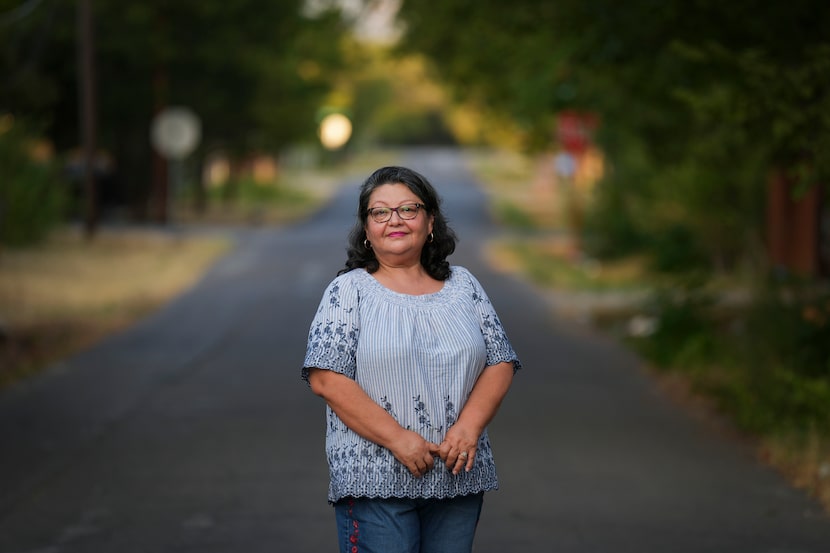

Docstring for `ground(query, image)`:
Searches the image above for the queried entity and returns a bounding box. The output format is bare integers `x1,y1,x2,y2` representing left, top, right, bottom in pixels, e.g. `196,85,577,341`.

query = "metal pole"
78,0,97,238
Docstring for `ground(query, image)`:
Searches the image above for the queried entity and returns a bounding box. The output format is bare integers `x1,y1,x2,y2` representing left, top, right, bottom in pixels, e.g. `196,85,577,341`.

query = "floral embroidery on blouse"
302,266,521,503
445,396,457,427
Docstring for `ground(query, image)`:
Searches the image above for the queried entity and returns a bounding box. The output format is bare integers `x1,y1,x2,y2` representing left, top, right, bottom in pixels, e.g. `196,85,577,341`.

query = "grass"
763,431,830,512
175,181,318,226
465,148,567,232
486,238,650,292
0,228,230,388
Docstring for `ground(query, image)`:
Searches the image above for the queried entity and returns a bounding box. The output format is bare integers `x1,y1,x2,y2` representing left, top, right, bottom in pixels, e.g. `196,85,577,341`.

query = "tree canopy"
399,0,830,272
1,0,347,209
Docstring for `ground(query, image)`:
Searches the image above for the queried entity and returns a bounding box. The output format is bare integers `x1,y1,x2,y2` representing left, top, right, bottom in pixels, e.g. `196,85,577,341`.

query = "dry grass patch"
0,228,230,388
762,433,830,513
485,237,650,292
466,149,566,231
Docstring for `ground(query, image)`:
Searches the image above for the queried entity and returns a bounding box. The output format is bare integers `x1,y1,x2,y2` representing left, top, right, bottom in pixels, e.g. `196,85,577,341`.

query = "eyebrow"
369,200,421,207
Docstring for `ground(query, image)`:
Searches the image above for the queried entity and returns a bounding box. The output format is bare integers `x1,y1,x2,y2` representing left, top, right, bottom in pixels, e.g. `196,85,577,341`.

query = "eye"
371,207,391,217
399,205,416,214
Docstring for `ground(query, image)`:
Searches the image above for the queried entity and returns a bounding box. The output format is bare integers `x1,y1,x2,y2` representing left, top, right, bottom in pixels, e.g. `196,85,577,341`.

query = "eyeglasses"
367,203,423,223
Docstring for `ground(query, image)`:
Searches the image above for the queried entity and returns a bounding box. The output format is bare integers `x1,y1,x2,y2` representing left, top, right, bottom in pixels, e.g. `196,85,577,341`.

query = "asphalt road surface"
2,148,829,552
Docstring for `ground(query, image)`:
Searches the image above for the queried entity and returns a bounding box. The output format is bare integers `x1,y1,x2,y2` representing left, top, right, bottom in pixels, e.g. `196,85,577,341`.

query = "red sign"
556,111,598,155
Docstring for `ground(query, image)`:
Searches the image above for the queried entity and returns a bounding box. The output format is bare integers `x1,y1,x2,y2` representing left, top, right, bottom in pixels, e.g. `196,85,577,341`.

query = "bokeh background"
2,0,829,511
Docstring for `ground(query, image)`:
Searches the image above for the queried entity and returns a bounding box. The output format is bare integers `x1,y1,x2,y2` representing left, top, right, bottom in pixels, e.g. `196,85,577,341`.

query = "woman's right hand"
308,369,439,477
390,430,439,478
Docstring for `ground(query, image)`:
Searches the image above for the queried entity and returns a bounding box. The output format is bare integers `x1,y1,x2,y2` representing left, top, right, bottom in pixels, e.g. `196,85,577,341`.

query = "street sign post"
150,107,201,223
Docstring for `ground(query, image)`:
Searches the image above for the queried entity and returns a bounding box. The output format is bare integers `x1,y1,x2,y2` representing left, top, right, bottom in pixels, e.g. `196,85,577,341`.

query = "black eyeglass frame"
366,203,424,223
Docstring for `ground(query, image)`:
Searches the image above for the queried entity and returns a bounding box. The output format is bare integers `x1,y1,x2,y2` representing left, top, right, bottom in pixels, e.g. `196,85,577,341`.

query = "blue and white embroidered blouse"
302,265,521,503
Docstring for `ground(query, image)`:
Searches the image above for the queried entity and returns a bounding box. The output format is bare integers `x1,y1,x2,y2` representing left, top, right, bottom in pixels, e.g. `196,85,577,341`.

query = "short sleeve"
301,274,360,383
462,268,522,372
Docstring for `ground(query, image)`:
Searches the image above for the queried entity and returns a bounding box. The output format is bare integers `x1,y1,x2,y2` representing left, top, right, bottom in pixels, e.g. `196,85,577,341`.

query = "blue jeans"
333,493,484,553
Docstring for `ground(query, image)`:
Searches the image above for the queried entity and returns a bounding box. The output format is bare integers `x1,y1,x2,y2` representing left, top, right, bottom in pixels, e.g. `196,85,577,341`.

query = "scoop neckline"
357,267,455,301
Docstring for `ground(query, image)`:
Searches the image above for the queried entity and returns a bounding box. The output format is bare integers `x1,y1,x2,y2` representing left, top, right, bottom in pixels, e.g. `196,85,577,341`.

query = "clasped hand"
392,425,477,478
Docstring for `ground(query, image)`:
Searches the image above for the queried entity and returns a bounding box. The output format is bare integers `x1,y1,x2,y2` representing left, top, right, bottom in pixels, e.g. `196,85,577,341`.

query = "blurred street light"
319,113,352,150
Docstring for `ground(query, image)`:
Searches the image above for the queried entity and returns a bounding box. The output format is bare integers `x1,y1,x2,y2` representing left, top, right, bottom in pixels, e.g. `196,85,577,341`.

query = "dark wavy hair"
339,166,457,280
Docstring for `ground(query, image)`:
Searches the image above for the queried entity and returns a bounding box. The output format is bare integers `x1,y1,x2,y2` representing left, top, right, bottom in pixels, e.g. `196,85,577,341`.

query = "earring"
428,232,434,243
364,239,371,249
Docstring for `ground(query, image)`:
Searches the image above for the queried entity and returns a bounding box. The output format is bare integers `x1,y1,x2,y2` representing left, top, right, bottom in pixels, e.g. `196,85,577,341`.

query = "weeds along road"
1,148,829,552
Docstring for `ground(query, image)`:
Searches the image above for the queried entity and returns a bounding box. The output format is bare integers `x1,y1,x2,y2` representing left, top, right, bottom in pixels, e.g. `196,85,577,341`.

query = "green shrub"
632,279,830,435
743,286,830,380
632,277,718,368
712,364,830,434
647,224,707,273
0,122,65,247
494,201,538,231
582,179,646,259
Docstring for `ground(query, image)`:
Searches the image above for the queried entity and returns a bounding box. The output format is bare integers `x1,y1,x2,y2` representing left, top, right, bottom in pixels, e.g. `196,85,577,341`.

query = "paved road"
1,148,829,552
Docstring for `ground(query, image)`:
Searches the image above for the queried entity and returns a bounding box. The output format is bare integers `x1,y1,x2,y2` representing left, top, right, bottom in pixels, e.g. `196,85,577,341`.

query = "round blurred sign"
150,107,201,160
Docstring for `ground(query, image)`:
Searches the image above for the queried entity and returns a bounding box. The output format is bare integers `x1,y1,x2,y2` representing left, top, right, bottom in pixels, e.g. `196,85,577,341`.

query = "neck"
376,259,426,278
372,262,442,295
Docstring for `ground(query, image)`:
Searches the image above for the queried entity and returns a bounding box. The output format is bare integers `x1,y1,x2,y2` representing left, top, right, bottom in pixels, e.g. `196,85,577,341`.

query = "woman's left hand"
433,424,478,475
434,362,514,475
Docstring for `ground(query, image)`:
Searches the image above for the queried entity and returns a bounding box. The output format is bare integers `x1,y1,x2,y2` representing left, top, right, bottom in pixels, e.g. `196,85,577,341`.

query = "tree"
398,0,830,273
0,0,347,218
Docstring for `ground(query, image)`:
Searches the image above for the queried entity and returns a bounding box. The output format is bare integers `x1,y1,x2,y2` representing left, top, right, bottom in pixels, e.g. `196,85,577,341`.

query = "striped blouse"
302,265,521,503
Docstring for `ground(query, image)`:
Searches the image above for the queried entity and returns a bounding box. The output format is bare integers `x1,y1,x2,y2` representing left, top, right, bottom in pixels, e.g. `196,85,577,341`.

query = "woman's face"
364,183,434,266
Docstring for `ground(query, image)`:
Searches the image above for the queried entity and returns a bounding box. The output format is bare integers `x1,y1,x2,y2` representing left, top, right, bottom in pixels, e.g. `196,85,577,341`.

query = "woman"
302,166,521,553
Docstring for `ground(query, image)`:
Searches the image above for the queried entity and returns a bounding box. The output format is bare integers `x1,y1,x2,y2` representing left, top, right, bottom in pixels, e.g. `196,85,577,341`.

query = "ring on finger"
459,451,468,459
